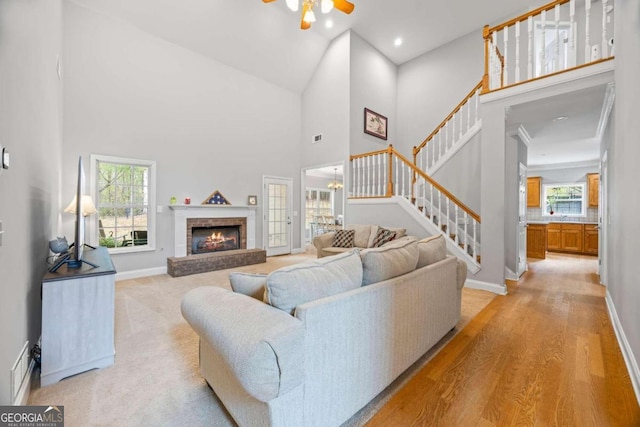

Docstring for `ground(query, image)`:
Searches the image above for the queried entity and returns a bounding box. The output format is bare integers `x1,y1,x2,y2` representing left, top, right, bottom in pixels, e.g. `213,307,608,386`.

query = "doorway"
263,176,292,256
301,162,345,245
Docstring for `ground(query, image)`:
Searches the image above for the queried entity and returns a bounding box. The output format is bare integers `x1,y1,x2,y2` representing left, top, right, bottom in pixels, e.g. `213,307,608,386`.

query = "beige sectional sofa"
181,235,466,427
313,223,409,258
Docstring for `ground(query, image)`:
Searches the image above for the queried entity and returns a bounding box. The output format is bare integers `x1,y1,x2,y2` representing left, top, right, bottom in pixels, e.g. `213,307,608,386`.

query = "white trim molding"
605,290,640,406
115,266,167,281
465,278,508,295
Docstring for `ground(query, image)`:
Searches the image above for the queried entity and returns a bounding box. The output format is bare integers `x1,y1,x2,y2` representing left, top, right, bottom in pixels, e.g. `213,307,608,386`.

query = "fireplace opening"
191,226,240,254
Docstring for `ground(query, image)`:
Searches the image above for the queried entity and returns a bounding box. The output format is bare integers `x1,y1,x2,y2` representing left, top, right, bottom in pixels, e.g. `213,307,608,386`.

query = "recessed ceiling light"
553,116,568,122
394,37,403,47
325,19,333,29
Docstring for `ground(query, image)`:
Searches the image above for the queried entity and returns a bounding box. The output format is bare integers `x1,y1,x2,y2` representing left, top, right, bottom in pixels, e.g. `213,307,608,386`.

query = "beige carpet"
28,249,495,426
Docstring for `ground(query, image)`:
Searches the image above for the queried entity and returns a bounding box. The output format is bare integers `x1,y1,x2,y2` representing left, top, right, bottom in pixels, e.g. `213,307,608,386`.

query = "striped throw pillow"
332,229,355,248
372,227,396,248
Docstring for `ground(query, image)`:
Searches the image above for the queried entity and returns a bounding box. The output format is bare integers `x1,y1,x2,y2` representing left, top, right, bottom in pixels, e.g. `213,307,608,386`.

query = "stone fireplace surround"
169,205,257,258
167,205,263,277
187,217,246,255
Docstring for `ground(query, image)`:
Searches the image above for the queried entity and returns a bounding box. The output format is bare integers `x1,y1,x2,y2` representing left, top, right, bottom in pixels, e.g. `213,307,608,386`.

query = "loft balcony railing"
350,145,481,265
482,0,614,93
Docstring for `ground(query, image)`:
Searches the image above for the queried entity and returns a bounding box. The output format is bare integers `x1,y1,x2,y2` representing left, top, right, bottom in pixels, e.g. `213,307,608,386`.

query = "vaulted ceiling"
70,0,549,93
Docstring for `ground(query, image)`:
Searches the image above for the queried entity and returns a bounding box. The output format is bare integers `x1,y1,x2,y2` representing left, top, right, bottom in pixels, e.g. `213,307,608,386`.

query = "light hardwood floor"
366,253,640,426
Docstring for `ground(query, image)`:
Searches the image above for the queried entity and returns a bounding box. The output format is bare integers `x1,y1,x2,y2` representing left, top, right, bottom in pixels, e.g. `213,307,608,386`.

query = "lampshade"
64,195,97,217
321,0,334,13
303,8,316,23
285,0,299,11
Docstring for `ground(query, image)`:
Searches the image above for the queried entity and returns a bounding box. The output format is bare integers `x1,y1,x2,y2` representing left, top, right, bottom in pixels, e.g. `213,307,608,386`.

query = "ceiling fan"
263,0,355,30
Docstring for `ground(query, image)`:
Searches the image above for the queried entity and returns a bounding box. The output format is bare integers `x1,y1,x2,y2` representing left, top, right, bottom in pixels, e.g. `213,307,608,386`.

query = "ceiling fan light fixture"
321,0,334,14
285,0,299,12
303,8,316,23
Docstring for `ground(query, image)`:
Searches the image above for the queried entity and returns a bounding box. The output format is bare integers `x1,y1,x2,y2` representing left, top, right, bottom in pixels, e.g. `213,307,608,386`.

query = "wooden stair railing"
412,81,483,173
482,0,615,93
350,145,481,264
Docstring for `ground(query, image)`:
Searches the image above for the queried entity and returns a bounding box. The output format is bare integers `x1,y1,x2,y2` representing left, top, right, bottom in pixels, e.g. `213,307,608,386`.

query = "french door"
264,176,292,256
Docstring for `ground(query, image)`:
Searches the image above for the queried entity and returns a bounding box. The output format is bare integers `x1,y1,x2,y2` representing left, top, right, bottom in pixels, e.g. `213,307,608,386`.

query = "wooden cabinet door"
527,225,547,259
584,224,599,255
587,173,599,207
527,177,541,208
562,224,584,253
547,223,562,250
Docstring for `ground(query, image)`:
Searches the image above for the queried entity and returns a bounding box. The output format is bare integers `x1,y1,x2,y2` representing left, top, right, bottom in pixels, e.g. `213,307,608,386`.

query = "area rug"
27,251,494,427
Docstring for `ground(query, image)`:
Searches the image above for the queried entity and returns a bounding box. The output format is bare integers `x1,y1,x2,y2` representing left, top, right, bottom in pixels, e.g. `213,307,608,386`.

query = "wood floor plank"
366,253,640,426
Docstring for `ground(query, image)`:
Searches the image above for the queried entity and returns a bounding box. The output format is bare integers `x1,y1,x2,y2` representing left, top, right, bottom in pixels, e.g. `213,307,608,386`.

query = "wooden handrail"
413,80,483,156
348,145,480,223
487,0,570,34
349,148,388,161
390,147,481,223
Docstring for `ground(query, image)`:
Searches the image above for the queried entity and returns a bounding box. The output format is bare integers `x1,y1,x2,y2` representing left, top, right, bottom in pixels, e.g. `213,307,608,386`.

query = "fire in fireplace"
191,226,240,254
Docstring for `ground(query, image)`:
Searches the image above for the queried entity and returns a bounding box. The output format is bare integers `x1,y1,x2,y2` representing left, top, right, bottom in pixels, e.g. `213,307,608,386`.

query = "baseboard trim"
13,337,40,406
115,266,167,281
13,360,34,406
291,248,305,254
605,290,640,406
465,279,508,295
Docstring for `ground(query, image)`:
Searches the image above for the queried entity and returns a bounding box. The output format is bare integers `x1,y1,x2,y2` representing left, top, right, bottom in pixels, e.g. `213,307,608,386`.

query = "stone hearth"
167,248,266,277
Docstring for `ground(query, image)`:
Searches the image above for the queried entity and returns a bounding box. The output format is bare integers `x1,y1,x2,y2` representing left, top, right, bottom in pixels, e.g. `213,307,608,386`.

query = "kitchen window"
543,183,586,217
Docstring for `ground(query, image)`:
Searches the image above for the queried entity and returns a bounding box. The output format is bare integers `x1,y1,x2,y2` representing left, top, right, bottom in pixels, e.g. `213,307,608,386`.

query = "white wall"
349,32,397,156
301,32,351,169
62,1,304,270
397,30,483,157
0,0,63,404
609,0,640,392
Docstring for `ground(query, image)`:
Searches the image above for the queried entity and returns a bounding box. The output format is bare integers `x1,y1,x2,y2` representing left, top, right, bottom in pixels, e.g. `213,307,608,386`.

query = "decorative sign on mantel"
202,190,231,205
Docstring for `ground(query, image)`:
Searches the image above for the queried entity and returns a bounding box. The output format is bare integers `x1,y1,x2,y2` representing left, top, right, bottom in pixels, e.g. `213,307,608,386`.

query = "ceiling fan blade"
333,0,354,14
263,0,278,3
300,3,312,30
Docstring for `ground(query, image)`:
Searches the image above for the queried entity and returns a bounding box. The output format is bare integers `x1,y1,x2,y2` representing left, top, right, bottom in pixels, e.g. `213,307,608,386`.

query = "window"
305,188,333,239
542,183,586,217
90,155,156,253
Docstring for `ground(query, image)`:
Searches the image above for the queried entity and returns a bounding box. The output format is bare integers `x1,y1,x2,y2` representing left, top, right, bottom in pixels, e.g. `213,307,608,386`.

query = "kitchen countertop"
527,220,598,225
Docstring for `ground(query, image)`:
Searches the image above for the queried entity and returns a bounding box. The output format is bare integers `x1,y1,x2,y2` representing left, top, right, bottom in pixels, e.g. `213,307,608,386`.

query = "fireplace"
186,217,247,256
191,226,240,254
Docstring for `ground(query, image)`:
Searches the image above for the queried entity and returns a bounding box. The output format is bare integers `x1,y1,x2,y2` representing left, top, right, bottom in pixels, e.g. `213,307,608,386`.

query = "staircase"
348,0,615,274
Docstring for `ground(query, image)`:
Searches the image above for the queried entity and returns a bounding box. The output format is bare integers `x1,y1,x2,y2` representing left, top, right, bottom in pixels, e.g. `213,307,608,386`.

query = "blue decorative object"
202,190,231,205
49,236,69,254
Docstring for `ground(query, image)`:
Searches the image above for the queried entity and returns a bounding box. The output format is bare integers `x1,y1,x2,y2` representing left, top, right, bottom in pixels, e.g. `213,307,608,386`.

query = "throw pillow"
360,237,419,286
332,229,355,248
265,249,363,315
229,272,268,300
416,234,447,268
371,227,396,248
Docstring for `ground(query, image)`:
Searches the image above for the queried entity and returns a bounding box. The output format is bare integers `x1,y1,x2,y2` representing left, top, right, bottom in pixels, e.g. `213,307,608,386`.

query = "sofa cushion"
416,234,447,268
360,237,419,286
367,225,407,248
323,247,352,256
229,272,267,300
346,224,373,248
332,229,355,248
371,227,397,248
265,250,363,314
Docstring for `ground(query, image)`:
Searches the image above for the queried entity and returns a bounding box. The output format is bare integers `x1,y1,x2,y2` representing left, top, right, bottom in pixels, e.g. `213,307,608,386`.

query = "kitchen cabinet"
587,173,599,207
547,223,562,251
546,223,598,255
527,177,541,208
561,223,584,253
527,223,547,259
584,224,599,255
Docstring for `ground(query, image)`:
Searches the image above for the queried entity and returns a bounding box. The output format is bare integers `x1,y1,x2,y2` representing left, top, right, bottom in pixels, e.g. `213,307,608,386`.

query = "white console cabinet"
41,247,116,386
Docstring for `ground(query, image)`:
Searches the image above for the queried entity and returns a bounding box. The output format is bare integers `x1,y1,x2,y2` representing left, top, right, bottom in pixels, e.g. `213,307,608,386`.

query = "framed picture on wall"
364,108,388,140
